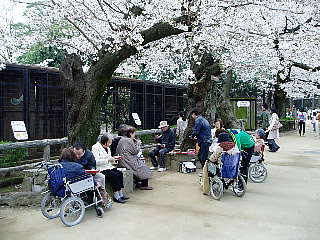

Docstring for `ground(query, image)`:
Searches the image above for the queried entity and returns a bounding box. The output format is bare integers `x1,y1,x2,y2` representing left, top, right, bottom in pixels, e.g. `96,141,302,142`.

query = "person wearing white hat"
149,121,176,172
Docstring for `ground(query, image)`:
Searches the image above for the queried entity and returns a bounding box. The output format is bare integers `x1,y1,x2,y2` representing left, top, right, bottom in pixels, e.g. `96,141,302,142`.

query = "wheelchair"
207,152,246,200
248,145,268,183
35,161,112,227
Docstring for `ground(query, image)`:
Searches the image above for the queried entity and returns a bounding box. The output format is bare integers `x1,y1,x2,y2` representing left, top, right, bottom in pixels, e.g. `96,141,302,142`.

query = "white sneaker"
158,168,166,172
198,172,202,177
150,166,158,170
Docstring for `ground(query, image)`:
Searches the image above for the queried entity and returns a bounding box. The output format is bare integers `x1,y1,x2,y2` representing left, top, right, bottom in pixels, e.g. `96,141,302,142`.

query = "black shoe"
275,147,280,152
121,195,130,200
113,197,125,204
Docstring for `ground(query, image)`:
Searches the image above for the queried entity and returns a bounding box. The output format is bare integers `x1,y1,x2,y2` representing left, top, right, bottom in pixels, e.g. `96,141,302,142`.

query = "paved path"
1,121,319,240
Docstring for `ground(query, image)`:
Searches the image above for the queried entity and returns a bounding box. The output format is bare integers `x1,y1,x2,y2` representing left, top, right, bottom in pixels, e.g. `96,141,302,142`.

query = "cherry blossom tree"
2,0,319,146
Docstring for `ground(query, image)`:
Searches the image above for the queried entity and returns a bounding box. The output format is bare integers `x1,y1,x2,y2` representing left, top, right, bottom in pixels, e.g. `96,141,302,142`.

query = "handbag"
272,119,283,130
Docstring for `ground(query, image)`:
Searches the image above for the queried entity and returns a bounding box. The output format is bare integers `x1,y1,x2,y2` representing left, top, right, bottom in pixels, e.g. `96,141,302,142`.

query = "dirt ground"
1,121,319,240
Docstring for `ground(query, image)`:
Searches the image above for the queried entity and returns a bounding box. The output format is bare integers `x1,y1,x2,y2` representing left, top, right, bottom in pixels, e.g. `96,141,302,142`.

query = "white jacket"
91,142,114,170
267,113,280,140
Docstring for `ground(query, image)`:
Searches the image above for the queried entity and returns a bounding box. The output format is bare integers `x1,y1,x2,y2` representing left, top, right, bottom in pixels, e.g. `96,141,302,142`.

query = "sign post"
11,121,28,140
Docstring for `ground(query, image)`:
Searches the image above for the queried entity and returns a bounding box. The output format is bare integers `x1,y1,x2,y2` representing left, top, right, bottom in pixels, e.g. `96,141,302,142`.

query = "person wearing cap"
190,108,213,169
149,121,176,172
261,103,271,131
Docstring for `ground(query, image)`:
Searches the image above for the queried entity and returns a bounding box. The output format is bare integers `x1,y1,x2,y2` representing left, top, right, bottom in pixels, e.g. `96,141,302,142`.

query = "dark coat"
156,127,176,151
110,137,121,157
60,159,87,180
77,149,96,170
191,115,213,144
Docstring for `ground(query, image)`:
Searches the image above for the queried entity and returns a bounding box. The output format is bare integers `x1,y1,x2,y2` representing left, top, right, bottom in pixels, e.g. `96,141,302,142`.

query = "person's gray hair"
255,128,266,139
100,132,114,144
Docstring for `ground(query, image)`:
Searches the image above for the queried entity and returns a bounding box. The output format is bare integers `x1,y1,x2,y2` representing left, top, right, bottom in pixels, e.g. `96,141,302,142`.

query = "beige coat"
115,136,152,180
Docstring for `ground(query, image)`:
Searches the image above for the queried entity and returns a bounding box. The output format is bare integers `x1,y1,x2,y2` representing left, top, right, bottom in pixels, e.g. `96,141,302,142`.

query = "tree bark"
273,72,287,119
219,69,238,129
60,22,186,148
180,52,222,151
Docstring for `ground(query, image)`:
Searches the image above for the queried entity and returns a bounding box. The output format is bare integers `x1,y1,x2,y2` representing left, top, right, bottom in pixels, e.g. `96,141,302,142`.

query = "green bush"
138,134,154,145
0,141,28,167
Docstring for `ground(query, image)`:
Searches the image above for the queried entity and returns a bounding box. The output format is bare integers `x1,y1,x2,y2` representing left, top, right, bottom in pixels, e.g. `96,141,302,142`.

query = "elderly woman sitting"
116,126,153,190
92,133,129,204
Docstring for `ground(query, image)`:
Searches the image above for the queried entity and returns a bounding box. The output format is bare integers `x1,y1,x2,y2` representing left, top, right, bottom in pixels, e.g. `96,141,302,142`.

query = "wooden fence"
0,129,163,173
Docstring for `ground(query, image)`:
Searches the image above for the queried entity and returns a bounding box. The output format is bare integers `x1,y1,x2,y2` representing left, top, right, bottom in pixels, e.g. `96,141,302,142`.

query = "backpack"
299,114,305,122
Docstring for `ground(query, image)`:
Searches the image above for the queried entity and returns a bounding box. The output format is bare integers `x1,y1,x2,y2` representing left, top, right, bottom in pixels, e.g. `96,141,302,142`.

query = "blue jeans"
313,122,316,132
268,139,279,152
149,147,170,168
198,142,211,168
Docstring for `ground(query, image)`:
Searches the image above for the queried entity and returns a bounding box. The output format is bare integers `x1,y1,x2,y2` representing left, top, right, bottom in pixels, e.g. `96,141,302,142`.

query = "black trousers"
101,169,124,192
240,145,254,184
134,178,149,187
299,122,305,136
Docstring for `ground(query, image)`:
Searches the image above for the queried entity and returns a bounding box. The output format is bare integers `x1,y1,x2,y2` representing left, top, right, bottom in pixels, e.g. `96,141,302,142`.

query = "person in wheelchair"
209,131,240,164
254,129,266,153
202,131,239,195
59,148,110,207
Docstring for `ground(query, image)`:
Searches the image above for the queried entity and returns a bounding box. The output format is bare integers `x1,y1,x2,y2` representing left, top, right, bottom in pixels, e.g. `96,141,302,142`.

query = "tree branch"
64,16,101,55
96,0,118,32
281,17,312,35
292,61,320,72
140,22,187,46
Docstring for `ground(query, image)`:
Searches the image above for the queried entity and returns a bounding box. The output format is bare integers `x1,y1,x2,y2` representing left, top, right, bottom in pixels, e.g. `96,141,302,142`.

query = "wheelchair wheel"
232,175,246,197
96,207,104,218
210,176,224,200
41,192,62,219
249,163,268,183
60,197,85,227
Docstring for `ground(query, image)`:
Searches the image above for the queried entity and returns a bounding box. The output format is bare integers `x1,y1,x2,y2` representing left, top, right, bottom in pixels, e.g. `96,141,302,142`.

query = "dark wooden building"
0,64,187,141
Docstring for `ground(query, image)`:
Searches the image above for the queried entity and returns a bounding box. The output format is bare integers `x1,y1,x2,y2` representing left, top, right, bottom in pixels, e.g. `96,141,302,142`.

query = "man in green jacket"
261,103,271,130
227,129,254,184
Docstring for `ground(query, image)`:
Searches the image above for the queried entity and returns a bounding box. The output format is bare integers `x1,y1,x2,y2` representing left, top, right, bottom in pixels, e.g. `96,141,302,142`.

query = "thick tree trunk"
273,72,287,119
60,22,186,148
180,53,222,151
219,69,238,129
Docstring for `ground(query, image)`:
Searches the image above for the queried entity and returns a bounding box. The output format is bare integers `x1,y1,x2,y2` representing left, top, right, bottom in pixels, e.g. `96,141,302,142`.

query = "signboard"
237,101,250,107
11,121,28,140
132,113,141,126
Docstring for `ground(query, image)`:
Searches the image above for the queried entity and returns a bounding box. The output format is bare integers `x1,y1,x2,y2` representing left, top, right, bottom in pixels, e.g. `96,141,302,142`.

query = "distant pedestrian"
265,107,280,152
298,109,307,136
316,111,320,138
176,111,187,145
261,103,271,130
311,112,317,133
